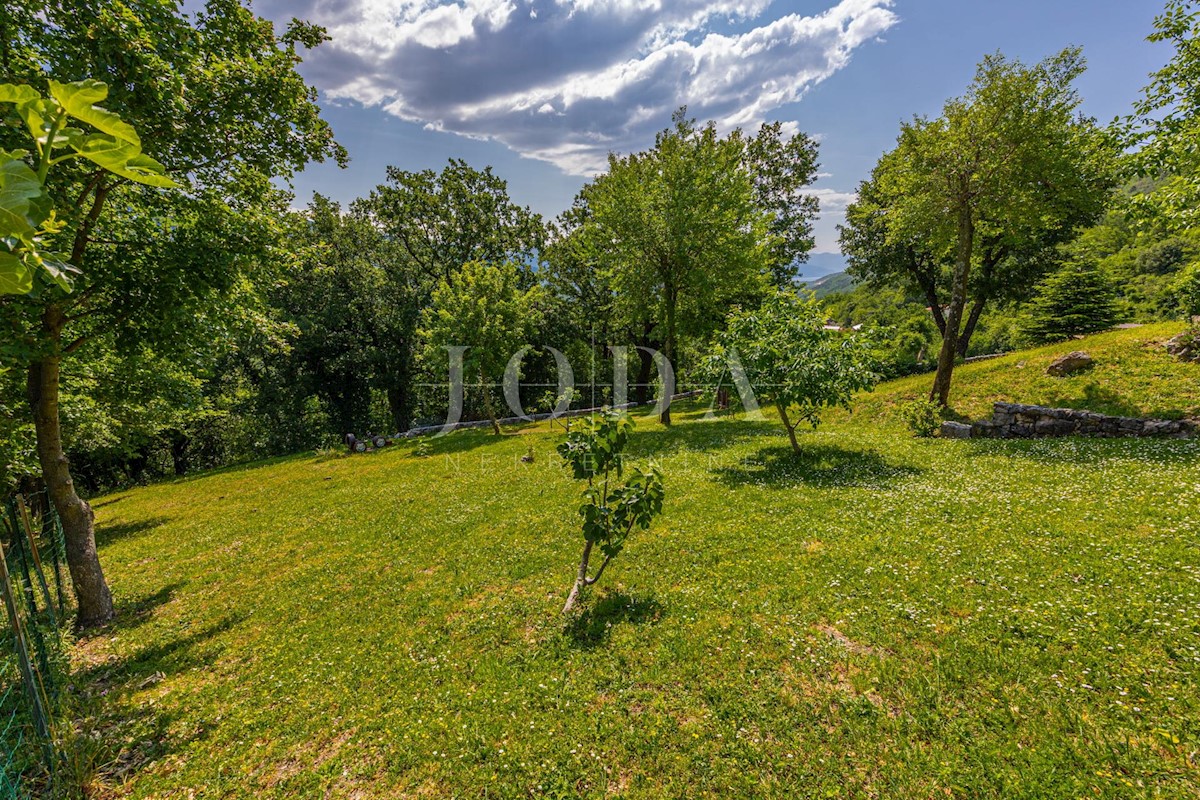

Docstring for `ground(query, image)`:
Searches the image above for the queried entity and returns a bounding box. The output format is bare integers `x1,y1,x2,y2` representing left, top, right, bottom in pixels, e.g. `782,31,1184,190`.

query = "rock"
1143,420,1176,436
940,421,972,439
1165,329,1200,363
1046,351,1094,377
970,420,1001,438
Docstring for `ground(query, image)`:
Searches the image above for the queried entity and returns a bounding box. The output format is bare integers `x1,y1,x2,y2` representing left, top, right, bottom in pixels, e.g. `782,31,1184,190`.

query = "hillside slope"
855,322,1199,421
63,322,1200,798
801,269,855,298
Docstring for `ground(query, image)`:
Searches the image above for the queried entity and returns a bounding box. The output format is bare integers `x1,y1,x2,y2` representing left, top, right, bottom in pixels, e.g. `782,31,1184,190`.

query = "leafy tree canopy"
1127,0,1200,231
419,259,544,434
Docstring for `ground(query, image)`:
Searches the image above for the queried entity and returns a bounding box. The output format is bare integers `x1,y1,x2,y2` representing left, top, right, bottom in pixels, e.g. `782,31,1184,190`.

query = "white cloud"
803,187,859,209
263,0,897,175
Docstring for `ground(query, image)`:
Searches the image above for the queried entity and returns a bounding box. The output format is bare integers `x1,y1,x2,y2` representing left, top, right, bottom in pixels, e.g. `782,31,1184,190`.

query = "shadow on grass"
95,516,172,547
1041,381,1190,421
564,590,664,650
74,611,247,785
625,414,779,457
103,581,187,632
712,443,922,489
406,424,538,457
1042,382,1143,418
90,496,124,510
166,451,319,487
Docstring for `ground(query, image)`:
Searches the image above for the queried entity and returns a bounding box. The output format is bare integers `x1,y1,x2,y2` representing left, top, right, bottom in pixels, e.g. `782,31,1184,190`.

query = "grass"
70,325,1200,798
854,322,1200,421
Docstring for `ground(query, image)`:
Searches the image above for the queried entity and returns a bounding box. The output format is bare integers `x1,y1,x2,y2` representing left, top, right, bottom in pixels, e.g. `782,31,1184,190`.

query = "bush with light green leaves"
899,397,942,438
1173,261,1200,322
0,79,175,294
556,410,664,613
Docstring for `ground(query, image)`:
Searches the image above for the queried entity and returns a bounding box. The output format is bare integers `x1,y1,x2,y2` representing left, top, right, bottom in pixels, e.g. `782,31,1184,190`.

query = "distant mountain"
802,270,855,299
797,252,848,280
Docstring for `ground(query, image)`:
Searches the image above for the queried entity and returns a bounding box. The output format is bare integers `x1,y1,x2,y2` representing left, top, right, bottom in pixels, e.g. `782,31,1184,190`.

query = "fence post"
0,539,55,770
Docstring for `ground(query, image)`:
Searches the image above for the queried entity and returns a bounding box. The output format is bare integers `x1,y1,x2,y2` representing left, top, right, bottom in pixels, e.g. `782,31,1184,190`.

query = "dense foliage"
419,260,544,434
1020,262,1121,343
842,48,1117,406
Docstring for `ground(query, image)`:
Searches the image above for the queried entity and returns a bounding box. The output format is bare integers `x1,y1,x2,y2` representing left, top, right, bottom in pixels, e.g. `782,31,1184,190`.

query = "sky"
251,0,1173,278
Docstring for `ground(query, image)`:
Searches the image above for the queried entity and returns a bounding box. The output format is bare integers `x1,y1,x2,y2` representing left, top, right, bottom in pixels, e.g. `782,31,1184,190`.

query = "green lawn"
856,322,1200,421
76,327,1200,798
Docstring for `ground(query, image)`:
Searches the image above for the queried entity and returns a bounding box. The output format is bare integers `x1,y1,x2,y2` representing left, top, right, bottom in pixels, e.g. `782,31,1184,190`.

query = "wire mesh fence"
1,491,70,799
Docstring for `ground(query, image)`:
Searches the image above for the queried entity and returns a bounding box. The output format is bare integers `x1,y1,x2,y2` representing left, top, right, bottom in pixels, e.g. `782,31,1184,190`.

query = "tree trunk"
634,325,655,406
930,205,974,407
480,378,501,435
387,384,411,434
128,445,150,485
563,539,593,613
777,402,801,454
170,431,190,476
660,290,677,426
27,315,114,629
956,295,987,359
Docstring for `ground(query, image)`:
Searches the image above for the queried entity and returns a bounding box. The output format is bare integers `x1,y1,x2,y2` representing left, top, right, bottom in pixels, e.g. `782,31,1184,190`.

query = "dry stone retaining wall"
941,402,1196,440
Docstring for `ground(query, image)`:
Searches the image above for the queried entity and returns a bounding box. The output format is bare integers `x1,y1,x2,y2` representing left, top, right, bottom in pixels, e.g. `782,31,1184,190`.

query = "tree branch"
584,552,616,586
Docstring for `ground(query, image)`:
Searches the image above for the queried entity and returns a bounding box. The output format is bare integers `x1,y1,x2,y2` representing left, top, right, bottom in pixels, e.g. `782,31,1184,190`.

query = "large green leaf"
0,159,45,238
48,79,140,147
0,251,33,295
0,84,37,105
6,97,67,148
72,134,176,187
121,153,177,188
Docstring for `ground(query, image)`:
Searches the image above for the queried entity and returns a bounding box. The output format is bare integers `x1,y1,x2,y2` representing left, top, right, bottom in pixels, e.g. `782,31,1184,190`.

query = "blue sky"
256,0,1172,277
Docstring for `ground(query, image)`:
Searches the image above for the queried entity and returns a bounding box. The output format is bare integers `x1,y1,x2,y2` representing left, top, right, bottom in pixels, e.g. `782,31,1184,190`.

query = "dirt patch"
814,624,885,657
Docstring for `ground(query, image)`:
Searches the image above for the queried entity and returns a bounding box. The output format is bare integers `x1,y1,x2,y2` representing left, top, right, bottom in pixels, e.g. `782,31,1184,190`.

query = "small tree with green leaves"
704,292,883,453
1020,262,1120,343
899,397,941,438
557,411,663,613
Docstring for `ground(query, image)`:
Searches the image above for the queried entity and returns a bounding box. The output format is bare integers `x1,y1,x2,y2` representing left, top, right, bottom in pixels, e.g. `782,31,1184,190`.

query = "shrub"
899,397,941,438
1172,261,1200,322
556,411,663,612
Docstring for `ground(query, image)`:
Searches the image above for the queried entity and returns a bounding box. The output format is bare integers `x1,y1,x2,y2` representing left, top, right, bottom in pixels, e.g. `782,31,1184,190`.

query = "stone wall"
941,402,1196,440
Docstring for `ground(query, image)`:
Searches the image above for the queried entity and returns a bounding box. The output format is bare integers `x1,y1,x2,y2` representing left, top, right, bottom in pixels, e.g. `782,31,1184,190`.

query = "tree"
366,159,545,284
557,411,663,613
364,159,546,428
703,292,882,454
740,121,821,287
582,111,774,424
1020,262,1120,343
841,50,1116,407
270,195,418,437
0,0,344,627
1127,0,1200,231
543,203,620,402
419,260,543,435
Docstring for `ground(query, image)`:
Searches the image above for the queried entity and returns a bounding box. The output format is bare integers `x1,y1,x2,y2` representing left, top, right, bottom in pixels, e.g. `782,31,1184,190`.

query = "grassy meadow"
71,323,1200,798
